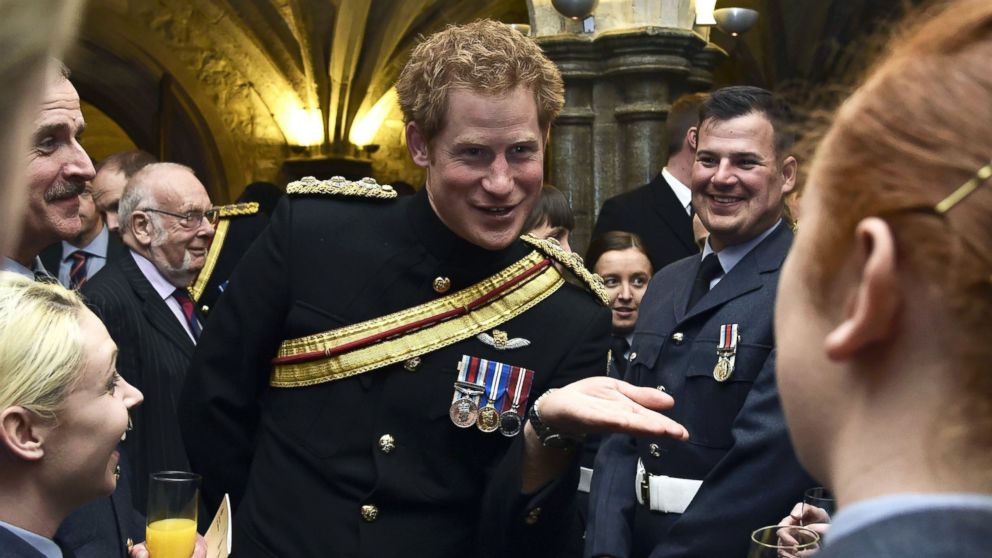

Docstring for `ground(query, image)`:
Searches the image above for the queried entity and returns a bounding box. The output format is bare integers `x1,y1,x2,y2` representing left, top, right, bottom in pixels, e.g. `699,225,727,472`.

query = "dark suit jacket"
0,524,48,558
586,224,814,558
818,506,992,558
81,252,195,513
591,173,697,272
180,189,611,557
39,228,128,286
55,450,143,558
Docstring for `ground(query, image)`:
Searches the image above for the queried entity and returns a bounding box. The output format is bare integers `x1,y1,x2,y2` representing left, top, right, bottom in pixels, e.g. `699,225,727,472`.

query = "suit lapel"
120,255,195,359
649,174,696,253
681,225,793,322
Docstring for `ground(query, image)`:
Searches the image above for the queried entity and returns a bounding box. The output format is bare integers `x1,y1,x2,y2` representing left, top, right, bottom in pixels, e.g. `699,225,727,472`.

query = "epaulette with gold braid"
520,234,609,306
215,202,259,218
286,175,397,200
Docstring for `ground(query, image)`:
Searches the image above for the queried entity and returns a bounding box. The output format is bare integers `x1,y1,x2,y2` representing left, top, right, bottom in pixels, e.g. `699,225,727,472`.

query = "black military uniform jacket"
180,187,610,557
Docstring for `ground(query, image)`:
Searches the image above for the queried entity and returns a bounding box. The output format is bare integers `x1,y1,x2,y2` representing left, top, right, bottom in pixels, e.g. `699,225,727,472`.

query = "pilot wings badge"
477,329,530,351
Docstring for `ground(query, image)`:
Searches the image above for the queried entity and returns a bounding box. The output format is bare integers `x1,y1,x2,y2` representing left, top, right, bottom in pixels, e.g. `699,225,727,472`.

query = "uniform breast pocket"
681,342,771,449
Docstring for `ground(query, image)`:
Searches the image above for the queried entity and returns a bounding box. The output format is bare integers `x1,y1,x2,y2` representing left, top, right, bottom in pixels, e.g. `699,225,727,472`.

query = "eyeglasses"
142,207,219,229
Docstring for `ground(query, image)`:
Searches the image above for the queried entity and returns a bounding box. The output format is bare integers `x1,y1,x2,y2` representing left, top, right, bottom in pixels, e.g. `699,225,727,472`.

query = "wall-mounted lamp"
695,0,718,26
714,7,758,36
551,0,598,20
350,88,398,149
283,107,324,147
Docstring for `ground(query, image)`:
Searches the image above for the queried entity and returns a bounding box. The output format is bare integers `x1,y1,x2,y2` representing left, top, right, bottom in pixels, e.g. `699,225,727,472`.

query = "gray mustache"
44,179,85,202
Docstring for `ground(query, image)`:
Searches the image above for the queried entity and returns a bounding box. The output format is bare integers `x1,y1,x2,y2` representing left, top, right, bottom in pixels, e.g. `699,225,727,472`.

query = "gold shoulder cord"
188,203,260,302
520,234,610,306
286,176,397,199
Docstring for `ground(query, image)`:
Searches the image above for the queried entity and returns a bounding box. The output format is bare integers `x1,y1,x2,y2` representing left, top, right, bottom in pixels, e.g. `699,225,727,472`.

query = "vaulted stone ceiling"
69,0,911,202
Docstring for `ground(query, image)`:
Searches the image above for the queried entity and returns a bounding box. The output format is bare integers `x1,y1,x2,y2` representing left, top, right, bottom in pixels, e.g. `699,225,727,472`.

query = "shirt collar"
62,225,109,261
0,519,62,557
130,250,181,301
701,220,782,274
826,492,992,546
2,257,49,279
661,167,692,214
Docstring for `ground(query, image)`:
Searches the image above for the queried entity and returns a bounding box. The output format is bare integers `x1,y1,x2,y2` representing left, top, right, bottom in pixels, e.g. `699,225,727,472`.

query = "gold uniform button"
672,332,685,345
200,304,210,314
628,351,637,361
525,507,542,525
433,276,451,293
403,357,421,371
361,504,379,522
649,443,661,458
656,385,666,392
378,434,396,454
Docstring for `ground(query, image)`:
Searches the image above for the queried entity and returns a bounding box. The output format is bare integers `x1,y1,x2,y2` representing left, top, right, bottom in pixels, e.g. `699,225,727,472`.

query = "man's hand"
536,376,688,440
129,534,208,558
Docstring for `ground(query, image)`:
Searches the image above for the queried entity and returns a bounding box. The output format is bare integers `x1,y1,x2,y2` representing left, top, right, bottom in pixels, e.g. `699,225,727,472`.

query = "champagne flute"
146,471,200,558
748,525,820,558
801,487,835,525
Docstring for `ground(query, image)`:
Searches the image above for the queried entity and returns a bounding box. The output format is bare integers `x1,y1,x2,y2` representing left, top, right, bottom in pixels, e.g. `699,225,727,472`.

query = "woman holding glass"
0,274,205,557
774,0,992,556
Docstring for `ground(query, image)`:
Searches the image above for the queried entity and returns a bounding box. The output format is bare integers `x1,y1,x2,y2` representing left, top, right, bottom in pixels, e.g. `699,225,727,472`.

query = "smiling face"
21,76,95,255
133,167,214,287
42,308,143,507
594,248,653,334
407,86,546,251
691,112,796,251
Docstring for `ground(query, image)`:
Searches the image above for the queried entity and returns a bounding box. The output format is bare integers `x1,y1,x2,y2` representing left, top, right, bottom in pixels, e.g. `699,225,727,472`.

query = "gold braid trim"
216,202,259,217
189,219,230,302
286,176,397,199
271,251,563,388
520,234,609,306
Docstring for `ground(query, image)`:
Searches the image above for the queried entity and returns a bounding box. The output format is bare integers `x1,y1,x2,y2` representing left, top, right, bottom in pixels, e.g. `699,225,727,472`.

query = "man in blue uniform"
180,20,687,558
586,86,815,558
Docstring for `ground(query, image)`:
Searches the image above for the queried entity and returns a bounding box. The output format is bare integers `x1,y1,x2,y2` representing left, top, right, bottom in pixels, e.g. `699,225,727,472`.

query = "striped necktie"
69,251,89,289
172,289,202,340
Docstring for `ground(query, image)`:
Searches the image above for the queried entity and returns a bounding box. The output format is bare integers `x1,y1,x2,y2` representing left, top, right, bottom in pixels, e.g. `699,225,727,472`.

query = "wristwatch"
528,389,585,450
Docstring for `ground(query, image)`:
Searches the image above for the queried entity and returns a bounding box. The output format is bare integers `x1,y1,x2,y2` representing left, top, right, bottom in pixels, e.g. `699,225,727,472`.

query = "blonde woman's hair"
0,272,86,420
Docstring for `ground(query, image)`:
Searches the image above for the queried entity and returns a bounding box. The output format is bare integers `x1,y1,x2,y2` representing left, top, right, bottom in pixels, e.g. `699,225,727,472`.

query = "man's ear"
780,155,798,195
406,121,430,168
824,217,901,361
686,127,698,151
0,407,47,461
130,212,153,247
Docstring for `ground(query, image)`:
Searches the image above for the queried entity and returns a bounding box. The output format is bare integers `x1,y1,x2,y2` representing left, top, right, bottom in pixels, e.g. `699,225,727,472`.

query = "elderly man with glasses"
81,162,216,513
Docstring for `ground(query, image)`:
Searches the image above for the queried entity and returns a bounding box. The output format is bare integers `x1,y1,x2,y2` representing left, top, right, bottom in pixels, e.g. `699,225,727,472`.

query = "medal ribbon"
479,360,510,408
718,324,739,353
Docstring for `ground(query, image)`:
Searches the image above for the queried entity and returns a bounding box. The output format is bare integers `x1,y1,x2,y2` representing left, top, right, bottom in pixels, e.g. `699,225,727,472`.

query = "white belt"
578,467,593,493
635,459,702,514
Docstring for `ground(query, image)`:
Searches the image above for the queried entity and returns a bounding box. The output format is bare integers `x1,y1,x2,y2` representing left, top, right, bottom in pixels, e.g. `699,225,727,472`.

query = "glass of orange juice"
146,471,200,558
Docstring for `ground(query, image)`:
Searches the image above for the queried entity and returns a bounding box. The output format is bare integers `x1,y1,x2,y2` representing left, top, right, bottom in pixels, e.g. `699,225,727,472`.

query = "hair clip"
935,161,992,214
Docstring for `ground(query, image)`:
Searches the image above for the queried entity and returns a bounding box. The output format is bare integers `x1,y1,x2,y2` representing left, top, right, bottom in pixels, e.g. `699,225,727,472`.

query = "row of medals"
449,380,523,437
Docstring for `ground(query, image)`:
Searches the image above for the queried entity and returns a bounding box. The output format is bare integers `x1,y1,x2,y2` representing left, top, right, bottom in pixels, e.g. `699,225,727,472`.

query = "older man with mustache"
2,61,93,278
81,162,216,514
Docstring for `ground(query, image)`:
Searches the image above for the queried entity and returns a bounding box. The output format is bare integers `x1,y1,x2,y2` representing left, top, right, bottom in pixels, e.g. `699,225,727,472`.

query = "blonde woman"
0,272,142,557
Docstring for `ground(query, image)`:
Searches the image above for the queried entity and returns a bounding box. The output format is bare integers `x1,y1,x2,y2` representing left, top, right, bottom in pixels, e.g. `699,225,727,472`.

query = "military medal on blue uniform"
713,323,739,382
450,356,487,428
498,365,534,437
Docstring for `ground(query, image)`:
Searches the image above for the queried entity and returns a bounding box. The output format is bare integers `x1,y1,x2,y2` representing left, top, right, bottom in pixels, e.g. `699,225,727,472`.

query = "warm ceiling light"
350,88,398,148
284,106,323,147
714,7,759,37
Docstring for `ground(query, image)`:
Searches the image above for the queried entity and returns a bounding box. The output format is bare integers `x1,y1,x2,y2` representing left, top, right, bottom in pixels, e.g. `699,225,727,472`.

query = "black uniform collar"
406,186,528,277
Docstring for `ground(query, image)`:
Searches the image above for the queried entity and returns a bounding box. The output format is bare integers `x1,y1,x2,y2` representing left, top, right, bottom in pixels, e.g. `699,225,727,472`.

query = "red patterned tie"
69,251,89,289
172,289,201,339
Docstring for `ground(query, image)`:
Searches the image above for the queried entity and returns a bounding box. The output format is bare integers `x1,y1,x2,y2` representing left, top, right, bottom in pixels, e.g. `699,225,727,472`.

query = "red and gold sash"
269,250,564,388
